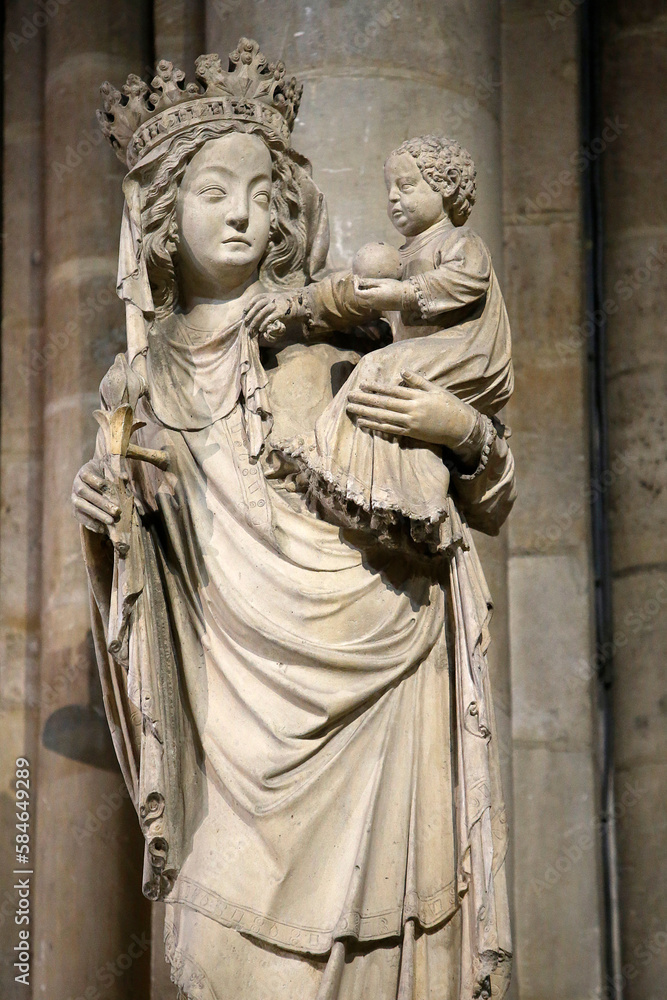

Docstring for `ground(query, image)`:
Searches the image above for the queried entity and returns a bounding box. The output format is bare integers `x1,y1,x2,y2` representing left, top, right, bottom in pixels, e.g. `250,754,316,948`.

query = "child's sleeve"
401,230,491,325
450,415,517,535
304,270,382,335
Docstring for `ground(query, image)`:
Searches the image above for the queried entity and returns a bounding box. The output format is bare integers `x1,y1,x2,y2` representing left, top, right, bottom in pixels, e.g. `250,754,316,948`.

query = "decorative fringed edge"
410,274,431,320
278,440,465,562
165,920,213,1000
452,415,497,483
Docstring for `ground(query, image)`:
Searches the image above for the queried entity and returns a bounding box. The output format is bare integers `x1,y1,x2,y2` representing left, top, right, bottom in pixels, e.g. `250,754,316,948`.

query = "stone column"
154,0,205,68
206,0,515,984
602,7,667,998
0,5,44,997
501,2,604,997
33,3,153,998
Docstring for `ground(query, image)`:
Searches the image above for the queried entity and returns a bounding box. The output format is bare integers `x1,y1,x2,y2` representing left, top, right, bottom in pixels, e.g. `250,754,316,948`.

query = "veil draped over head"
116,132,330,366
112,128,330,459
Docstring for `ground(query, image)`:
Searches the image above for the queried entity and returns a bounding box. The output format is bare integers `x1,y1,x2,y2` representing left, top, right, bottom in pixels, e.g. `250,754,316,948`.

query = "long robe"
83,314,516,1000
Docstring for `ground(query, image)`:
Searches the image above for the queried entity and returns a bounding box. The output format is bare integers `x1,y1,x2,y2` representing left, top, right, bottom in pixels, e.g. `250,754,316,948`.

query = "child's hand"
353,276,404,312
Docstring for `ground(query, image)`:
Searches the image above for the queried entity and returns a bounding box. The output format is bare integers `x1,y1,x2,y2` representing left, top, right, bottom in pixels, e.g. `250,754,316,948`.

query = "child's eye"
400,183,415,193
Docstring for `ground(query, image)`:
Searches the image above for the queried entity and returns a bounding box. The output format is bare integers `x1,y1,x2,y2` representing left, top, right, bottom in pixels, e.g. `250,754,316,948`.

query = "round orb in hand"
352,242,402,280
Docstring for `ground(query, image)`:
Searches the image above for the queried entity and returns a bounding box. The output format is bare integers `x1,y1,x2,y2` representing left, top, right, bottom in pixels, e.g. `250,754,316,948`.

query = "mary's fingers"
244,293,271,310
80,468,107,491
347,402,409,425
357,419,407,436
243,296,268,316
244,298,272,325
348,391,411,412
261,319,286,341
77,483,120,518
400,369,433,391
73,497,115,526
249,304,277,329
357,382,417,399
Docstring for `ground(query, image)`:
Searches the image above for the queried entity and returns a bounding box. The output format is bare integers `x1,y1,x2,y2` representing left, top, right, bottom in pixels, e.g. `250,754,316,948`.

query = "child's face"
384,151,447,237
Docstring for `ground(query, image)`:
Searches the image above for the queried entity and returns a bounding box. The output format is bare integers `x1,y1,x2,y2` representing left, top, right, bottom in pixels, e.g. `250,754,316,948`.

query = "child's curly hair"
392,135,476,227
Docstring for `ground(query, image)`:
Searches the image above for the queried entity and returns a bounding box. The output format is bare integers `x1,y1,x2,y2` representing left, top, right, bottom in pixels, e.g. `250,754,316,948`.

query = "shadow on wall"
42,630,119,771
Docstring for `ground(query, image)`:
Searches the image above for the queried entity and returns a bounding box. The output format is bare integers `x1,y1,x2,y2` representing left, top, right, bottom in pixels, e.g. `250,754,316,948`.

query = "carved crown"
97,38,303,168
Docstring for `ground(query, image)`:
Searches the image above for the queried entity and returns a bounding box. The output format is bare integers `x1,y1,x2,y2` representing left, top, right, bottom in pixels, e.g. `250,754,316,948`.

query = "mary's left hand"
347,370,477,452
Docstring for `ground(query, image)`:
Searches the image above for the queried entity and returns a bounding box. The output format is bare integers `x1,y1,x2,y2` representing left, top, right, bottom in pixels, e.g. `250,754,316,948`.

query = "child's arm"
306,271,384,333
401,230,491,326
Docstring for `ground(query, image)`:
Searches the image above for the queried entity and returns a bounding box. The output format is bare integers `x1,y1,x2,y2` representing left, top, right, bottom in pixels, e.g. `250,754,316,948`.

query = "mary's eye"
253,190,271,207
199,186,226,199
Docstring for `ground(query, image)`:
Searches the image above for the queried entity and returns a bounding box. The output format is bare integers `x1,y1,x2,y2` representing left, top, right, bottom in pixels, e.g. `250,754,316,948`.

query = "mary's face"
176,132,273,296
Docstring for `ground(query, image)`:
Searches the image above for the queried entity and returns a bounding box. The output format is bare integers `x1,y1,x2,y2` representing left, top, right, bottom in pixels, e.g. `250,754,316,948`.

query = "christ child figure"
246,135,513,555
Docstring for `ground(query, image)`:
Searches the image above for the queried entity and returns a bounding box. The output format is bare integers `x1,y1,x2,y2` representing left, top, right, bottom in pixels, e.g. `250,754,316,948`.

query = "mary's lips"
222,236,251,245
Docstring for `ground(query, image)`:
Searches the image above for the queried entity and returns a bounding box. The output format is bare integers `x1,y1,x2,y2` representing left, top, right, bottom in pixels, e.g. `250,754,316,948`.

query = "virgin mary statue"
73,37,516,1000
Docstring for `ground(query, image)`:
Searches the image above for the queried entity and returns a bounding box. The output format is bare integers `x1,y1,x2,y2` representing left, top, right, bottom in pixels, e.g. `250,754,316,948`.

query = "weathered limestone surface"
32,3,153,997
502,2,604,997
603,6,667,997
207,10,515,993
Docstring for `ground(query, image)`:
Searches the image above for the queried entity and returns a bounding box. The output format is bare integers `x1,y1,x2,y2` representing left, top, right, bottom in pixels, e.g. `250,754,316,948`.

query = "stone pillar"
0,5,44,998
206,0,515,985
32,3,153,997
501,2,604,997
602,6,667,998
154,0,205,68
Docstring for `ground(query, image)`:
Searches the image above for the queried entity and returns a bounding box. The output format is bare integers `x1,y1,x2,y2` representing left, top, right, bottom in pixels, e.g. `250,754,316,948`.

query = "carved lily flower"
93,405,144,458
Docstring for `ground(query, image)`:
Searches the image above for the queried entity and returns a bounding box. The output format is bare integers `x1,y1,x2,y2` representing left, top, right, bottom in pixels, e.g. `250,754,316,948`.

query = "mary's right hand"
72,461,121,534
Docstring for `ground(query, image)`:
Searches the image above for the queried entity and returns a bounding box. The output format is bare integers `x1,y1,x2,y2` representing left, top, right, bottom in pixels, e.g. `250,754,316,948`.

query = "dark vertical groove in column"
580,2,622,998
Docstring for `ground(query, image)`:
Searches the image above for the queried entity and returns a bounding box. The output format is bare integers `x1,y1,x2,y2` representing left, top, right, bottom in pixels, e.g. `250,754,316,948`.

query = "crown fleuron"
97,38,303,168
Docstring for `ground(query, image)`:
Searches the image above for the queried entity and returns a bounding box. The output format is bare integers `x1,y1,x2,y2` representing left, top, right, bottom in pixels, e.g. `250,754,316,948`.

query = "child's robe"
280,217,514,553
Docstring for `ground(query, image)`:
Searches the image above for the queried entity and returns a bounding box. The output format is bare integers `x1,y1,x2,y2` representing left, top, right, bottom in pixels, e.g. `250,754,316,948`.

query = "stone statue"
72,37,516,1000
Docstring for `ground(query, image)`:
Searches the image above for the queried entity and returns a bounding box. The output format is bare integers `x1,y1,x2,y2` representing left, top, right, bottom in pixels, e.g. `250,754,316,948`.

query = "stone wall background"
0,1,664,998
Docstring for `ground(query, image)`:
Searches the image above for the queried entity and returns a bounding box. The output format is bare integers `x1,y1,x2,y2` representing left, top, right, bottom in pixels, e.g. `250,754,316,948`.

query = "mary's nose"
225,194,250,231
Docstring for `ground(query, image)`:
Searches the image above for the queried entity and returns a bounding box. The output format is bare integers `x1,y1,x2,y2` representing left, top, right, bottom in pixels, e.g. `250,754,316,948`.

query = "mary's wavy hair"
138,122,308,317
